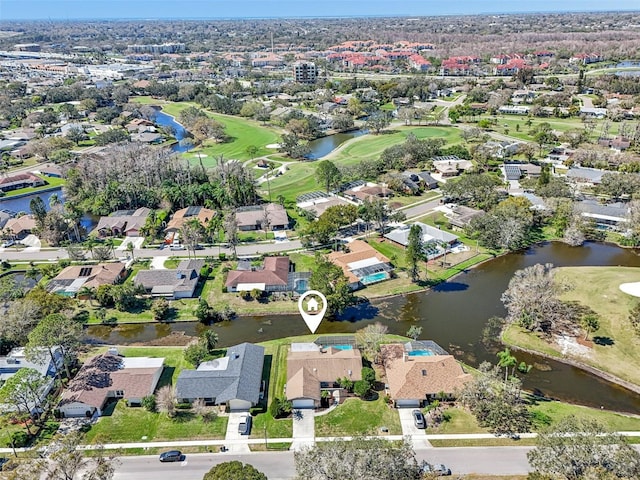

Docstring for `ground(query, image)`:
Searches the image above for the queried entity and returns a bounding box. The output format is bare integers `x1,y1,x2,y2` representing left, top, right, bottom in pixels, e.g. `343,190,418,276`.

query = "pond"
86,241,640,413
0,187,97,231
305,129,367,159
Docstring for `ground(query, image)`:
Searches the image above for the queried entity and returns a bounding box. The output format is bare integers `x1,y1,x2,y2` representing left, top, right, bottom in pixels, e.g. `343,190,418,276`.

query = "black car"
159,450,183,462
412,409,426,429
238,415,252,435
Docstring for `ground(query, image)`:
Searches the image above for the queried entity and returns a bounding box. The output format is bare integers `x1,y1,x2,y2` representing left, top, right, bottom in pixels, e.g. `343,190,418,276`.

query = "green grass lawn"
329,126,463,167
315,396,402,437
0,176,65,198
503,266,640,387
83,400,228,444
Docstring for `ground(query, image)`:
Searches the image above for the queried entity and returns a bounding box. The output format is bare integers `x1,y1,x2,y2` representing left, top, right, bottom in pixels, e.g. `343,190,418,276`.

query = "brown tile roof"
165,206,215,232
381,344,471,401
286,347,363,401
327,240,390,283
235,203,289,229
51,263,126,289
286,367,321,401
60,354,163,410
2,215,36,236
225,256,290,289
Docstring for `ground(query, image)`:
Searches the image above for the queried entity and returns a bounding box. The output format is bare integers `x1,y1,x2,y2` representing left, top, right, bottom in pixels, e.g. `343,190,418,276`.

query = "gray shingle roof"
384,222,458,246
134,259,204,295
175,343,265,405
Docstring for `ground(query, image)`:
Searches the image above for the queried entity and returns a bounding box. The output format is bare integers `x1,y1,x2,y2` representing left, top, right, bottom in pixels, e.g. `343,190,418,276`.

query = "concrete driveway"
224,412,251,453
117,236,144,251
398,408,431,448
150,256,168,270
290,409,315,451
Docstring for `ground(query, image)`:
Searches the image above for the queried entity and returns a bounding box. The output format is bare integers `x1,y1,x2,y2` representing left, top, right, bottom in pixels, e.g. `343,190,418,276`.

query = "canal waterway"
86,241,640,413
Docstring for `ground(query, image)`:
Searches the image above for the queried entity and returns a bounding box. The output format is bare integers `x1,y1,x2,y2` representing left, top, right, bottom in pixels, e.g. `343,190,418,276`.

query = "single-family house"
235,203,289,231
565,167,608,186
47,262,127,297
343,184,394,202
95,207,151,237
0,209,14,230
574,199,629,230
165,206,216,234
134,259,204,299
286,342,363,409
175,342,265,411
131,132,163,144
298,196,355,218
432,156,474,177
0,173,46,193
0,346,64,412
445,205,484,229
225,256,310,294
34,165,64,178
385,223,459,259
598,136,631,152
380,342,471,408
327,239,393,289
2,215,37,240
59,353,164,417
503,163,542,182
416,172,439,190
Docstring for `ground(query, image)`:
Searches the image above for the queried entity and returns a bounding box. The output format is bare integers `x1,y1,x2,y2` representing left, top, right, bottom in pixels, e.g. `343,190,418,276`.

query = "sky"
1,0,639,20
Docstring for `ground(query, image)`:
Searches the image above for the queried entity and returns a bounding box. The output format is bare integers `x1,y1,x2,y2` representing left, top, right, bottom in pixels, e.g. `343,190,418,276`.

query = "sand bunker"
620,282,640,298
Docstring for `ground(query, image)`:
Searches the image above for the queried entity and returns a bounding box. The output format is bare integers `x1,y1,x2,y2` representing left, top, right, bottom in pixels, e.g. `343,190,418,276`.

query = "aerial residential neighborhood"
2,2,640,480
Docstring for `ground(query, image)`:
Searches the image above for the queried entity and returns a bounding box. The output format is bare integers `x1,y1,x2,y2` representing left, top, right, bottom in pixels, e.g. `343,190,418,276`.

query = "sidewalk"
5,431,640,454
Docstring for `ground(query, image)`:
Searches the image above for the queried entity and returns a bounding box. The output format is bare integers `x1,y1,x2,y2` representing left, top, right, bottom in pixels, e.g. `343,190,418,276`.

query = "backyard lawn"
0,176,65,198
503,266,640,387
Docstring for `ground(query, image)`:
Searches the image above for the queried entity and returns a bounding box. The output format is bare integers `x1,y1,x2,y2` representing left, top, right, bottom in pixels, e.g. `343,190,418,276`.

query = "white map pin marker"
298,290,327,334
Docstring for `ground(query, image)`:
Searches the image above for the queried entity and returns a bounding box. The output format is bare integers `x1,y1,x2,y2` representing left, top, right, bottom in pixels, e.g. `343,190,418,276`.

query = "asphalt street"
0,240,304,262
112,446,534,479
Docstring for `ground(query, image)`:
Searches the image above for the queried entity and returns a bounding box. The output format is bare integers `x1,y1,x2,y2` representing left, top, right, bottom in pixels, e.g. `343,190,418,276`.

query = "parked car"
238,415,252,435
1,240,15,248
170,244,186,250
421,462,451,476
412,409,426,429
159,450,183,462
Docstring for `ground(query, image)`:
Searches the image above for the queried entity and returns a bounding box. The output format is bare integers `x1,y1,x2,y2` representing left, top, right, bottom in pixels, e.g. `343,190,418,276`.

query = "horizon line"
2,9,640,22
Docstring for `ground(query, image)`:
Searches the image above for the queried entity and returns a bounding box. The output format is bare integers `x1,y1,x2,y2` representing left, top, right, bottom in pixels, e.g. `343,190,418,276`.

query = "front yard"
315,396,402,437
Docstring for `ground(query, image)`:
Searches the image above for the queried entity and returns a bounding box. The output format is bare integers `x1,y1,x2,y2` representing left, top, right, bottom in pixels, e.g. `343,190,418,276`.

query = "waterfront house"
380,342,471,408
286,342,363,409
175,342,264,411
59,353,164,417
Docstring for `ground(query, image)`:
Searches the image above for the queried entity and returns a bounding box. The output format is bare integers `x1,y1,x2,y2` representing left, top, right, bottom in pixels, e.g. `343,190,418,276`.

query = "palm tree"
77,286,95,306
84,237,97,259
126,241,135,262
496,348,518,384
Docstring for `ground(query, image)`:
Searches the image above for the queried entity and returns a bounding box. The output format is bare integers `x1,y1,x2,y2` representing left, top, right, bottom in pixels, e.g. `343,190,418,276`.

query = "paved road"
398,197,443,220
0,240,305,262
112,446,533,479
112,452,296,480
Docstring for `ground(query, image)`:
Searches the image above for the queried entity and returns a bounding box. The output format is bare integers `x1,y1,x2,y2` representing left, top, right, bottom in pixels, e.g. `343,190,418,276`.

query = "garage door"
228,399,252,411
292,398,316,409
396,399,420,408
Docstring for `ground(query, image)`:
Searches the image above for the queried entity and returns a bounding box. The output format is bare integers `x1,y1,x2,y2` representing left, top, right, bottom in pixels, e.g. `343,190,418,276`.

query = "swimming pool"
408,350,434,356
328,345,353,351
360,272,389,285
